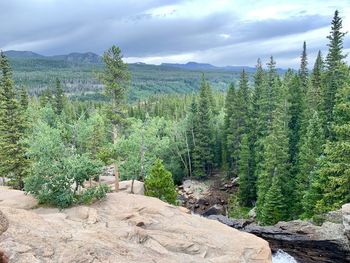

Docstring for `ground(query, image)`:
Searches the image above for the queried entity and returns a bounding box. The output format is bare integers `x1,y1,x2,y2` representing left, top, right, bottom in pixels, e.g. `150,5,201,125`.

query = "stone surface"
208,215,252,229
0,190,271,263
181,179,210,200
119,180,144,195
343,203,350,240
201,204,226,217
0,187,38,209
0,211,8,236
210,214,350,263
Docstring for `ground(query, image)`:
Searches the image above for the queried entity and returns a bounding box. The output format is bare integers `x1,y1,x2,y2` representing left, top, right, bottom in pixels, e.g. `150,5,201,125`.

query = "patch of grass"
228,195,251,219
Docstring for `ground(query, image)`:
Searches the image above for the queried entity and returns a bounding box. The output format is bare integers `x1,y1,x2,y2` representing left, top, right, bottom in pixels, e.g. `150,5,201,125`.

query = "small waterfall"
272,250,298,263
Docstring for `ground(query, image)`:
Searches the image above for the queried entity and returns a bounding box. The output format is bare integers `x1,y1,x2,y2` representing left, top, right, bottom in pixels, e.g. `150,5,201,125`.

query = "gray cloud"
0,0,347,67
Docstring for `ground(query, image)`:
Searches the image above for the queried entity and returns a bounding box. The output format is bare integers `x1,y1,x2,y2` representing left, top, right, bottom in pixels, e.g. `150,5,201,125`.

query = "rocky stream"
177,176,350,263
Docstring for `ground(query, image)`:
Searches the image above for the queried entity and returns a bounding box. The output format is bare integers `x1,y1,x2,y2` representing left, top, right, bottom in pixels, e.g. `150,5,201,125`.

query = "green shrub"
24,121,105,209
228,195,250,219
78,184,111,205
145,159,177,205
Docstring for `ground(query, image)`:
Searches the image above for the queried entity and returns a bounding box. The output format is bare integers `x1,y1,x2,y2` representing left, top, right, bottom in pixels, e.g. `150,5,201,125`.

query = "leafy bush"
24,121,105,209
228,195,250,219
78,184,111,205
145,159,177,205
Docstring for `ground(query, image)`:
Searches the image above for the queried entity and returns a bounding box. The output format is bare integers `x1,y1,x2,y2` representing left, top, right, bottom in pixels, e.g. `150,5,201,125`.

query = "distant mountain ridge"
3,50,102,64
162,61,287,73
3,50,288,72
3,50,44,58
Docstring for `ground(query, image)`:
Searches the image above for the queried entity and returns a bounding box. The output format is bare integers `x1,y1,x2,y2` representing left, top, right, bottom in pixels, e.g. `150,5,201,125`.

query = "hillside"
4,50,252,101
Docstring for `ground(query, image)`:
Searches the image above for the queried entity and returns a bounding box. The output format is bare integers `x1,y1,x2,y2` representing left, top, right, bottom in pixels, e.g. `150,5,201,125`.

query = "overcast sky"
0,0,349,68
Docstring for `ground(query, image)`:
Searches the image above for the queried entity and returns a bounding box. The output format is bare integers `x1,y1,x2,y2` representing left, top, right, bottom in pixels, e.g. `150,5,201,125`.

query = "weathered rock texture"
0,210,8,235
177,176,235,215
209,214,350,263
0,186,38,209
343,203,350,240
0,210,9,263
0,187,271,263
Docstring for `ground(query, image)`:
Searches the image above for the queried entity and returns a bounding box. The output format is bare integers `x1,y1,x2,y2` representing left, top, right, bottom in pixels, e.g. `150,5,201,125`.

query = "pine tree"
252,59,267,200
307,51,324,118
261,174,287,225
99,45,130,191
237,134,254,206
19,87,29,111
224,83,236,172
266,56,280,126
326,10,346,70
256,83,290,222
299,41,309,94
39,88,53,107
324,10,347,138
0,52,28,189
193,76,214,177
145,159,177,205
307,81,350,215
287,72,304,170
226,70,251,175
296,111,325,216
54,78,65,115
185,96,198,177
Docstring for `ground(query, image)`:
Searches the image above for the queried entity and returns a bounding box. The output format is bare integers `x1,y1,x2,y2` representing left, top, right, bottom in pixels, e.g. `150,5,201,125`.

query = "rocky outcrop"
0,187,271,263
209,213,350,263
202,204,226,217
0,211,9,263
177,176,235,215
0,186,38,209
343,203,350,239
119,180,144,195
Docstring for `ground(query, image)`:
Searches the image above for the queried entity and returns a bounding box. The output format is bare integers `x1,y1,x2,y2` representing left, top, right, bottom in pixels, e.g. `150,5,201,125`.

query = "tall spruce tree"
224,83,236,173
299,41,309,94
252,59,267,200
237,134,255,206
287,71,304,172
296,111,325,217
261,173,287,225
193,76,213,177
256,78,291,223
186,96,198,177
324,10,347,138
307,80,350,215
307,51,324,118
228,70,250,175
0,52,28,189
54,78,64,115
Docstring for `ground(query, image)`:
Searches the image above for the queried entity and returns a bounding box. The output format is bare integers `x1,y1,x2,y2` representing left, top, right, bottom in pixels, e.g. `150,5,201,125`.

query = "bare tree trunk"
173,134,188,175
140,126,145,181
114,163,119,192
185,132,192,178
131,179,135,194
113,125,119,192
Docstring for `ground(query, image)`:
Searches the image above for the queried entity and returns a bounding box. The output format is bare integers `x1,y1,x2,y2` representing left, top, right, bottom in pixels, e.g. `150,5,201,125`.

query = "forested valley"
0,10,349,227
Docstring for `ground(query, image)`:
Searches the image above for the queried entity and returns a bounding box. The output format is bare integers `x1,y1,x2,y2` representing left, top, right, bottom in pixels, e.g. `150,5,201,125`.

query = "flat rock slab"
0,191,271,263
0,187,38,209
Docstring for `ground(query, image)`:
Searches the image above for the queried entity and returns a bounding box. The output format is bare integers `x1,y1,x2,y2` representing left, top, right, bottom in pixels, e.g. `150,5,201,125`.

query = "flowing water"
272,250,298,263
